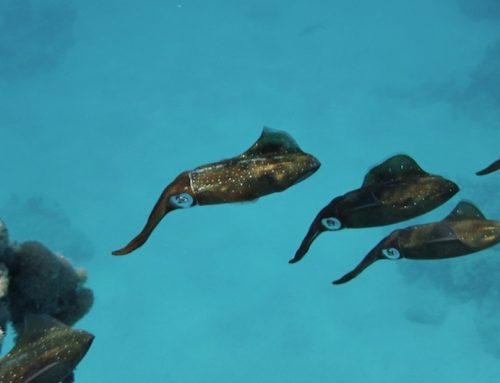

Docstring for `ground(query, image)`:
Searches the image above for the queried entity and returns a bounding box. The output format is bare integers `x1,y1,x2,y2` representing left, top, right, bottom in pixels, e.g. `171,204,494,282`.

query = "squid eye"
321,217,342,231
169,193,194,208
382,247,401,260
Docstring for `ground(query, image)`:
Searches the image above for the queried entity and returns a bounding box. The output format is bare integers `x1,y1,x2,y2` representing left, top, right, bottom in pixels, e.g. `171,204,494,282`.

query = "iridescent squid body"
0,314,94,383
290,155,459,263
334,201,500,284
113,127,320,255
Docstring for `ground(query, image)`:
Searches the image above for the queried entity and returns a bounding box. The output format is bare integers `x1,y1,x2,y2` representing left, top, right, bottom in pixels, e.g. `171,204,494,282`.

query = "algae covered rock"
0,216,94,356
6,241,93,334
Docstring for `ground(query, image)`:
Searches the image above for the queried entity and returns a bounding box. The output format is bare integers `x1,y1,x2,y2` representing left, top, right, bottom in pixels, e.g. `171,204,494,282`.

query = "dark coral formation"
0,220,11,339
0,218,93,346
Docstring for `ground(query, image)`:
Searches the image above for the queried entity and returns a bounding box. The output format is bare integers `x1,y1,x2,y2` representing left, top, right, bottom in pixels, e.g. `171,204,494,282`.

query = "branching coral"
0,219,93,349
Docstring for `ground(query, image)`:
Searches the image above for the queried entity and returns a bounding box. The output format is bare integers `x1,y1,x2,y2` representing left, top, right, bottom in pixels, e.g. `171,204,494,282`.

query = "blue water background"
1,0,500,381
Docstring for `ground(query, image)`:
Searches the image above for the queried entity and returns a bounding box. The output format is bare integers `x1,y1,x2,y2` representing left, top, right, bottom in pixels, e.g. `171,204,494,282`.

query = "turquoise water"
1,0,500,381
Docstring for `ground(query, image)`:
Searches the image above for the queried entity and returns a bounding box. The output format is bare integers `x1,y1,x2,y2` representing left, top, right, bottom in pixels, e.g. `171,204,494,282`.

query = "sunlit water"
1,1,499,381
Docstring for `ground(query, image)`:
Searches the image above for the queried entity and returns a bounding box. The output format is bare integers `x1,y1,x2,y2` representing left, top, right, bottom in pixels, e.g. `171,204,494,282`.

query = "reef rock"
5,241,93,336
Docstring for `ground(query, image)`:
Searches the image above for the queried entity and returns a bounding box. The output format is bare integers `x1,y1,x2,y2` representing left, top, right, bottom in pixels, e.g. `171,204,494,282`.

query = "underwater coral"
0,218,93,351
